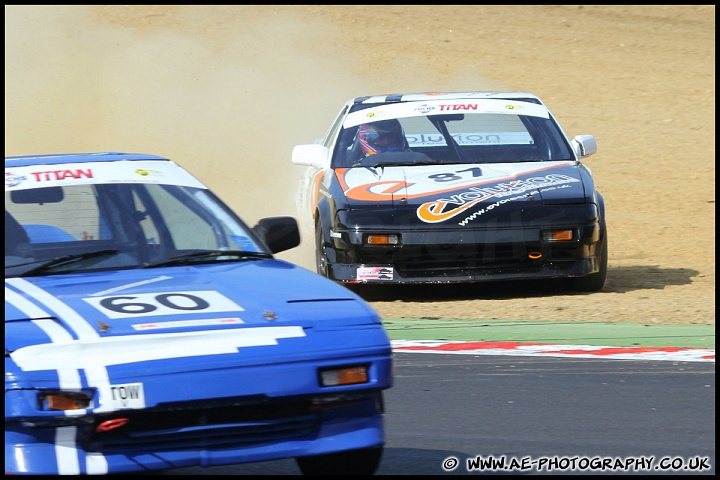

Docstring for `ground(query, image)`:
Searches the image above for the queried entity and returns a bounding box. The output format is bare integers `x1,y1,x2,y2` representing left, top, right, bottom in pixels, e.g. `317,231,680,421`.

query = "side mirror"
572,135,598,158
292,144,331,169
253,216,301,254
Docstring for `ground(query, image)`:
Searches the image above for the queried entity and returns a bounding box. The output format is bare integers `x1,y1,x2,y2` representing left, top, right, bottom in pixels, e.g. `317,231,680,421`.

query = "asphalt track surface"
157,353,715,476
153,319,714,476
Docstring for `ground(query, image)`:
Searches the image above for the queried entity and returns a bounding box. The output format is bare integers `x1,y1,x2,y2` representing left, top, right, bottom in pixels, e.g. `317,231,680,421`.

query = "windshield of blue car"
333,98,575,167
5,164,266,276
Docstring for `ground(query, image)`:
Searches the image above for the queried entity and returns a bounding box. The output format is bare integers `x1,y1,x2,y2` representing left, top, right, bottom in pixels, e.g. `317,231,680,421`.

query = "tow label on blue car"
109,382,145,409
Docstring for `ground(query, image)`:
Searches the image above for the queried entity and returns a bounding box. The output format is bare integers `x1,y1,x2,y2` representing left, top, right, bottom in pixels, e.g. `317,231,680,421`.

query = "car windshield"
333,98,575,167
5,161,266,277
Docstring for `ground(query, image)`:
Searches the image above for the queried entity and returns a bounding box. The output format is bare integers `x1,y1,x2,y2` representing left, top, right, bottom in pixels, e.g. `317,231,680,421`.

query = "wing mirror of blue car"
253,216,301,254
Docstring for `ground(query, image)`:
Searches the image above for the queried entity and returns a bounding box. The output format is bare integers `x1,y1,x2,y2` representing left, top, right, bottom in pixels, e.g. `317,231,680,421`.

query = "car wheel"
295,446,383,476
315,221,329,278
570,232,608,292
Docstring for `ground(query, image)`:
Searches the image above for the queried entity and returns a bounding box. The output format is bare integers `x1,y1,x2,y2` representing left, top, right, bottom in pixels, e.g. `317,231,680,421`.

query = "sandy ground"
5,5,715,326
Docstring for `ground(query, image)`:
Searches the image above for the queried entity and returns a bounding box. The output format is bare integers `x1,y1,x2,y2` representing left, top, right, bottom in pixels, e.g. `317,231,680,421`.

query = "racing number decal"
84,290,244,319
100,293,210,315
428,167,483,183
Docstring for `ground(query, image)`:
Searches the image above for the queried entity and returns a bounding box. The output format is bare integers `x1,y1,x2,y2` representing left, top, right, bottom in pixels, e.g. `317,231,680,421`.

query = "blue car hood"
5,259,378,353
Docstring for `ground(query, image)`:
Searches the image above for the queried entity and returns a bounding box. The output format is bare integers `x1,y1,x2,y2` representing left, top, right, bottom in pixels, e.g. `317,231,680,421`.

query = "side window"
329,106,361,167
323,105,349,149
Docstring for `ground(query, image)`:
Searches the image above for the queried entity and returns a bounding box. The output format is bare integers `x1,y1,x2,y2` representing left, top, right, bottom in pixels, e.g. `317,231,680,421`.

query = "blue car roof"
5,152,170,168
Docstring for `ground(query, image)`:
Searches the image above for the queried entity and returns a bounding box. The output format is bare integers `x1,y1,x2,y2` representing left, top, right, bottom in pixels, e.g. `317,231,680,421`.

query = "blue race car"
292,92,608,292
5,152,393,475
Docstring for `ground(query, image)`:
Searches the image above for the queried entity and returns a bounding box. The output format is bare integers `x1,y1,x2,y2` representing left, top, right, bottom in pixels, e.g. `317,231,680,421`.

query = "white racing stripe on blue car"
6,278,100,339
89,275,172,296
6,278,307,474
56,427,81,475
12,326,307,372
7,279,109,474
5,286,83,388
5,285,55,319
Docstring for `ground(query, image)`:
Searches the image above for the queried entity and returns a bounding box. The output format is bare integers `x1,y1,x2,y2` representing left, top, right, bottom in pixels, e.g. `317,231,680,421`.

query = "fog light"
42,392,92,411
543,229,574,241
366,234,399,245
320,366,369,386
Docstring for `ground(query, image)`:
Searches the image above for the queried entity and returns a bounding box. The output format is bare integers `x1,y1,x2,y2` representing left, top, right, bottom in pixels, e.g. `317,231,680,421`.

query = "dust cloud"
4,5,501,271
7,6,714,326
4,6,349,270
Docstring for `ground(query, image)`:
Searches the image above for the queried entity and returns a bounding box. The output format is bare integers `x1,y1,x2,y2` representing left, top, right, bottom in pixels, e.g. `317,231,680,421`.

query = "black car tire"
315,221,329,278
295,446,383,476
569,232,608,292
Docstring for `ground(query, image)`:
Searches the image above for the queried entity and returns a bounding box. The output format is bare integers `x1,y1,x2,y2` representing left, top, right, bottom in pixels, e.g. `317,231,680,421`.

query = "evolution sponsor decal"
339,161,574,204
457,184,573,226
391,340,715,363
417,173,579,224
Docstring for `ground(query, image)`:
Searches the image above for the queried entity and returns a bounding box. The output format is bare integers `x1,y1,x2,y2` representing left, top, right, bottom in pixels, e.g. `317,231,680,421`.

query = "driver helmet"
357,119,407,155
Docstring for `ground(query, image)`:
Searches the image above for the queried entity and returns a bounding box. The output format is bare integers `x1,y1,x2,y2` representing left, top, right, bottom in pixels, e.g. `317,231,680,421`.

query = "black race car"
292,92,607,292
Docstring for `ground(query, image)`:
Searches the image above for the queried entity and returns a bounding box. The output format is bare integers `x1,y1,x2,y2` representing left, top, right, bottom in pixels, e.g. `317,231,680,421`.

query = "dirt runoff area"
5,6,715,326
295,5,716,327
258,5,716,327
